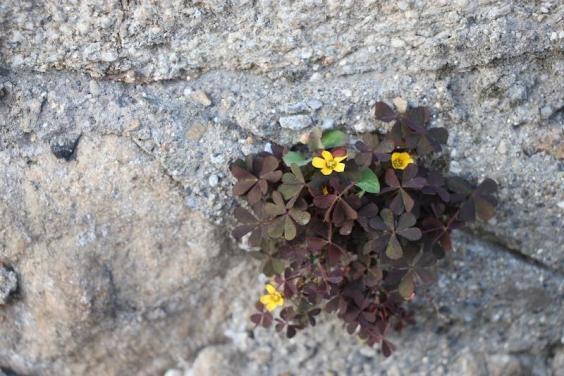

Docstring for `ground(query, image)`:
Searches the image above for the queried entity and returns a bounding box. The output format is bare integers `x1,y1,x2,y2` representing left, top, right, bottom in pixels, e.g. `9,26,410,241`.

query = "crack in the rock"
463,229,564,278
123,128,562,277
432,47,562,78
3,45,561,85
2,61,561,279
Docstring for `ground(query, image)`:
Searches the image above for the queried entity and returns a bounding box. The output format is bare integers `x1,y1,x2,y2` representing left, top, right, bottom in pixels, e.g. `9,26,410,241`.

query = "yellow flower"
312,150,347,175
321,186,330,195
259,283,284,312
391,152,414,170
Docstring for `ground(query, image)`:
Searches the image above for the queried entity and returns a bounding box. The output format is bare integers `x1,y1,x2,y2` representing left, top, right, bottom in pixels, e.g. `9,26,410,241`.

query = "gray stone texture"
0,0,563,375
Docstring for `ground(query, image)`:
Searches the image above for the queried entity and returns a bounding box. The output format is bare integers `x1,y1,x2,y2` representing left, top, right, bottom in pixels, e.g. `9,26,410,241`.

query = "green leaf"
282,151,310,167
248,251,267,260
398,272,414,299
267,216,286,238
278,180,302,200
271,258,286,274
264,201,286,217
380,209,395,229
289,208,311,225
284,216,297,240
355,168,381,193
475,196,496,221
263,257,285,276
386,235,403,259
289,164,304,182
397,213,416,231
278,164,306,200
321,130,347,148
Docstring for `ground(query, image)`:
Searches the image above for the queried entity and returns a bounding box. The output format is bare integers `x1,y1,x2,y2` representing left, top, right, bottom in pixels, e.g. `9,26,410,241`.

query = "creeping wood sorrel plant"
230,101,497,356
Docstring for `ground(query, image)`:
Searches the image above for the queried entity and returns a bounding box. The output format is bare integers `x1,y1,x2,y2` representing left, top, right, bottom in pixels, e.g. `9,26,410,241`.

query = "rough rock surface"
0,1,563,375
0,265,18,305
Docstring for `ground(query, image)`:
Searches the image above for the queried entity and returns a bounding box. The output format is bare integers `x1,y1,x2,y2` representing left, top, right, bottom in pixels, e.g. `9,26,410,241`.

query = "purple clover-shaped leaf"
381,165,426,214
231,155,283,204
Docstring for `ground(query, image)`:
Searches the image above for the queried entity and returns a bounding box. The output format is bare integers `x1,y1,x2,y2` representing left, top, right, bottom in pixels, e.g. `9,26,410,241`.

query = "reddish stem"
323,182,355,223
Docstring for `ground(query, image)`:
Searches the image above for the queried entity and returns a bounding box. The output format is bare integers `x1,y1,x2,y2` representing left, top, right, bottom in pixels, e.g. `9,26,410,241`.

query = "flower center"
392,159,403,168
271,293,281,302
326,160,336,169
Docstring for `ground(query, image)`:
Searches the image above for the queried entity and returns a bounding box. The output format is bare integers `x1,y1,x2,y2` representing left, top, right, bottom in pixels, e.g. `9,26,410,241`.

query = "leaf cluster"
230,102,497,356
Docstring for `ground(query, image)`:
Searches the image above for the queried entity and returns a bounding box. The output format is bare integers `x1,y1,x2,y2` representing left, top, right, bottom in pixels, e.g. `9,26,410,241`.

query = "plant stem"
323,182,355,223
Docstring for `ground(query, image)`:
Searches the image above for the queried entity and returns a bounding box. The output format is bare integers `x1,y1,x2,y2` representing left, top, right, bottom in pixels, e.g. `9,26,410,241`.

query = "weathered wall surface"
0,1,563,375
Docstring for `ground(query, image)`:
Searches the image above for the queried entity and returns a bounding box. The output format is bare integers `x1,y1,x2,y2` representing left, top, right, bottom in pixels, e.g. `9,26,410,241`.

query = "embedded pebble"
208,174,219,187
191,90,212,106
540,105,552,119
508,83,527,104
393,97,408,113
163,369,183,376
279,115,313,130
306,99,323,111
321,118,335,130
89,80,101,95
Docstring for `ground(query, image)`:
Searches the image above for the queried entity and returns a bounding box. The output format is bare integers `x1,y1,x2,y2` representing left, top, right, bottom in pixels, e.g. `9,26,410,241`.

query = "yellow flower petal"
333,162,345,172
321,150,334,161
312,157,326,168
320,167,333,175
265,302,278,312
265,283,277,294
260,283,284,311
333,155,347,163
260,295,273,306
391,152,413,170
